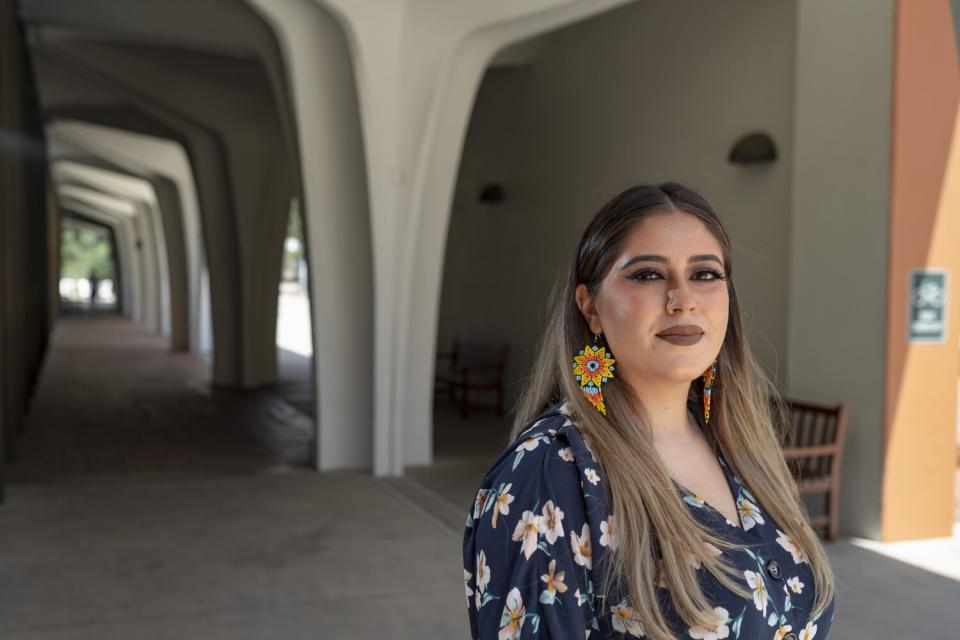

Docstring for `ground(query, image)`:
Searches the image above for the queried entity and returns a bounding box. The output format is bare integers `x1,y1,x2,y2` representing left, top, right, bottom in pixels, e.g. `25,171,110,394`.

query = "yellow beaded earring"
702,358,718,424
572,332,616,416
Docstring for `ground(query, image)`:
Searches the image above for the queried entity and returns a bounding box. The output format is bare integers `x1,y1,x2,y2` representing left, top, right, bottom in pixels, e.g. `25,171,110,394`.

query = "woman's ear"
574,284,602,335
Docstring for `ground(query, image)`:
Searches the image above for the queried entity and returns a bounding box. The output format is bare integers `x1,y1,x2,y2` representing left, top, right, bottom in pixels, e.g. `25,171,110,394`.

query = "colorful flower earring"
572,332,616,416
702,358,718,424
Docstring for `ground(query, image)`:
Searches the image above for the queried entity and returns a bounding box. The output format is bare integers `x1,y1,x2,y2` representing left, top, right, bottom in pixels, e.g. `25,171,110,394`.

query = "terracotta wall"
883,0,960,540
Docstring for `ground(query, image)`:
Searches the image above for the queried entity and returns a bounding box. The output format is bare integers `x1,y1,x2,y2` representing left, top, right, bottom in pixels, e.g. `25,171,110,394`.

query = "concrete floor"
2,316,959,639
8,316,314,481
0,471,466,639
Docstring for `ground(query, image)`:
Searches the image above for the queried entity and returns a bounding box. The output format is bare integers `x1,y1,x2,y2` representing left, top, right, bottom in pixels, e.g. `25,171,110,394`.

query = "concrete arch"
54,162,171,336
48,123,207,355
59,197,138,319
21,0,303,184
59,209,125,313
395,2,639,472
58,184,158,328
34,38,299,390
53,157,189,349
36,46,244,386
256,0,636,474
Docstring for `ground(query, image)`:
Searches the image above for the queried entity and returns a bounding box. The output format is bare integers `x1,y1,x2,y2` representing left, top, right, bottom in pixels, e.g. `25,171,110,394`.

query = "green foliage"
60,221,116,280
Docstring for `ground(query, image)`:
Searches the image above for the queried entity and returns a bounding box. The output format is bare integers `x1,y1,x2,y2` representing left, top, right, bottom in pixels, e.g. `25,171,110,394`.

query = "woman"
462,182,836,640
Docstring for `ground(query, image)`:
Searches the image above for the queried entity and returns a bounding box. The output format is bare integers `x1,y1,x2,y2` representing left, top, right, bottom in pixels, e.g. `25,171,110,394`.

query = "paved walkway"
7,316,313,481
0,471,466,639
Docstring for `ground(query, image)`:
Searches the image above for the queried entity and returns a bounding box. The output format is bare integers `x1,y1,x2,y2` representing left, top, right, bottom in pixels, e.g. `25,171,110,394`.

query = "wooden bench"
780,398,848,541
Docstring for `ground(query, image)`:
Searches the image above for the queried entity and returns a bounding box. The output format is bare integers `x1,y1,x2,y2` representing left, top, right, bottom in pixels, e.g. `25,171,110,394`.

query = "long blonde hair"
510,182,835,639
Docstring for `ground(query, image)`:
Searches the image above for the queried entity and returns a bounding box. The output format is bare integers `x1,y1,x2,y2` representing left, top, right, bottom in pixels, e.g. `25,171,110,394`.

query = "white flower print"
799,620,818,640
541,500,565,544
511,510,545,560
610,598,645,637
558,400,572,415
786,576,804,594
773,625,793,640
558,447,575,462
476,550,491,593
599,515,617,549
584,468,600,485
491,483,514,529
515,434,542,453
743,569,768,617
540,558,569,600
570,522,593,570
464,568,473,601
498,587,526,640
776,529,808,564
736,494,764,530
688,606,730,639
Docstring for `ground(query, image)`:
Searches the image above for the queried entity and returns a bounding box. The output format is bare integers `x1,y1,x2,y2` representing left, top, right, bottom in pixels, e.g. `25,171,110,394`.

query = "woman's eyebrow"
619,254,724,269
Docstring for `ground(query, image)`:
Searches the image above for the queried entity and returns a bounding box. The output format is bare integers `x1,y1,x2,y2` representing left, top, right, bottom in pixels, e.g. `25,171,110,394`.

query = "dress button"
765,559,781,580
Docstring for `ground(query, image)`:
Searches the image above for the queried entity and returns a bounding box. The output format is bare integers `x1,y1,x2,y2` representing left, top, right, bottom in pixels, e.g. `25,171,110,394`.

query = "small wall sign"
908,268,948,343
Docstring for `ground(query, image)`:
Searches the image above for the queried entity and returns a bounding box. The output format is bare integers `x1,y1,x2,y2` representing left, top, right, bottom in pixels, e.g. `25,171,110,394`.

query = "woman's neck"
623,376,700,445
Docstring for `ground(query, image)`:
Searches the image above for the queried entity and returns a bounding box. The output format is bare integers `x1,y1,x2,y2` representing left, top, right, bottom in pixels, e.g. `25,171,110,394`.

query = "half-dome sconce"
478,182,505,205
728,132,777,165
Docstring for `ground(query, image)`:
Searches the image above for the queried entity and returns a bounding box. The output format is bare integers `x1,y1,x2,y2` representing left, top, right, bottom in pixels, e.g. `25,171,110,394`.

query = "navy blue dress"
462,399,836,639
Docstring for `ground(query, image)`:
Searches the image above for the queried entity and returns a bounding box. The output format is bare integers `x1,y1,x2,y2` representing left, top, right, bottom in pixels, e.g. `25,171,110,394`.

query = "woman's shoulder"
465,398,605,531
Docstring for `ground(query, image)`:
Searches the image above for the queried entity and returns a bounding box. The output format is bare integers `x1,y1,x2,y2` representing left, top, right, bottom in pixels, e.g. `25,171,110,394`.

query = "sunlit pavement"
846,522,960,581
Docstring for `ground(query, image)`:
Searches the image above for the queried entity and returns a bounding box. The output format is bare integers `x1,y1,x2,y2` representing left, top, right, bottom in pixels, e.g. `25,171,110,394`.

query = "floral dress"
462,400,836,639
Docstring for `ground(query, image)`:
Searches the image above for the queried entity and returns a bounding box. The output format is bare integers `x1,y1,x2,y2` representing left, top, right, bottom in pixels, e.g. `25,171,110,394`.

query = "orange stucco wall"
883,0,960,541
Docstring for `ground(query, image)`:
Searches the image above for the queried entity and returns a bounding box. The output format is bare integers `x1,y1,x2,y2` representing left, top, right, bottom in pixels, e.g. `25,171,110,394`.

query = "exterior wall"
439,0,798,408
882,0,960,541
787,0,895,539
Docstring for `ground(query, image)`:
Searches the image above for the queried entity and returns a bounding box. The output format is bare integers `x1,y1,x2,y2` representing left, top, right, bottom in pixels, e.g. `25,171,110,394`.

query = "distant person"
88,269,99,311
463,183,837,639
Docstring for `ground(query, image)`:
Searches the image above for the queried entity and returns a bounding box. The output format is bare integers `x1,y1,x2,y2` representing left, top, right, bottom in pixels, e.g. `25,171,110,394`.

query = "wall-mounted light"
478,183,505,204
728,131,777,165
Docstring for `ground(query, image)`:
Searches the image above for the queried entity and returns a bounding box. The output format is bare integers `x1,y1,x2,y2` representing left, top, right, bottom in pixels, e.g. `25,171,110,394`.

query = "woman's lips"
656,333,704,346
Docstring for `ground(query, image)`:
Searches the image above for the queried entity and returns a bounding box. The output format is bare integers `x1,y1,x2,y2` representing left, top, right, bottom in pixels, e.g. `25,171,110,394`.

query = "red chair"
435,339,509,418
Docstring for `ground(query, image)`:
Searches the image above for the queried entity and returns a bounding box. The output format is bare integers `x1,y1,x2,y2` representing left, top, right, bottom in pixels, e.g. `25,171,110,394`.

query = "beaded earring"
572,332,616,416
702,358,718,424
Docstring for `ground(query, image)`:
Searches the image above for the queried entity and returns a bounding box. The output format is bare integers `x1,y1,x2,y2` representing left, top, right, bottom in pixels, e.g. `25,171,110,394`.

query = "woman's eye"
693,269,726,281
629,269,663,281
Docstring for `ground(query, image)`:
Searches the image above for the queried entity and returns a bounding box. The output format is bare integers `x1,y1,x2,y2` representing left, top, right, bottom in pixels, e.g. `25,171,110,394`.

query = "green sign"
908,269,948,343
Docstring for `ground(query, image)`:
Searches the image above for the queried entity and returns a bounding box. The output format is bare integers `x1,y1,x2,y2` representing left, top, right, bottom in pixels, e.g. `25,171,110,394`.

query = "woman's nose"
666,282,696,313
